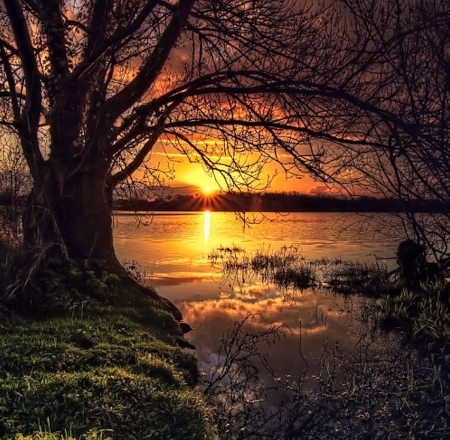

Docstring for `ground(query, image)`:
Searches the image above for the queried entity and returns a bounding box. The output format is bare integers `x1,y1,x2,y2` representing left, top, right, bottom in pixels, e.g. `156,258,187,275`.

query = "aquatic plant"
202,313,450,439
318,258,399,295
209,245,317,290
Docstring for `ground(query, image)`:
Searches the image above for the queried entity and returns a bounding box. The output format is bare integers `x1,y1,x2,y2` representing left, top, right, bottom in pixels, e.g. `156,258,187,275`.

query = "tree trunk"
21,159,183,320
22,160,119,269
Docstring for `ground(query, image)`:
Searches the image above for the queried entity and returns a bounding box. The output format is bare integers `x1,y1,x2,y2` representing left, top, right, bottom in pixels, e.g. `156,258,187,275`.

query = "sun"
203,186,212,195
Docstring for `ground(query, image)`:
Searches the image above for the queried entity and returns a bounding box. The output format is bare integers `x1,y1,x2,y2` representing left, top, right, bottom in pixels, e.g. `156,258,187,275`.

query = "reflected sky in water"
114,211,404,382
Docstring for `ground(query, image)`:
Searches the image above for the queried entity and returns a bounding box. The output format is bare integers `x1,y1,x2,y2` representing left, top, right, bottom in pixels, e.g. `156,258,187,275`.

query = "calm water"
114,211,403,381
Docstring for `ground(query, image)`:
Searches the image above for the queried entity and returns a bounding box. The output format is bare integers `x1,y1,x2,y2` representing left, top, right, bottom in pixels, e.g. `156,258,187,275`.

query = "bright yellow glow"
203,210,211,245
204,186,211,194
151,141,318,194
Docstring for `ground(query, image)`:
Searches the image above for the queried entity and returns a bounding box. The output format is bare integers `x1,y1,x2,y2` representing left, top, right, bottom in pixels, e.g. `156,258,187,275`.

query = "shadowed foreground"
0,259,217,440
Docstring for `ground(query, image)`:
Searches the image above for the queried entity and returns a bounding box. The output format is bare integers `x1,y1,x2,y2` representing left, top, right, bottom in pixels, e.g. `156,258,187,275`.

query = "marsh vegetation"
203,245,450,439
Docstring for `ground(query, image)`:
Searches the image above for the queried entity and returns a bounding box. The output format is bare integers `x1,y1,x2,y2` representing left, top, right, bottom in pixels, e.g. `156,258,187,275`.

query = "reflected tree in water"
203,311,450,439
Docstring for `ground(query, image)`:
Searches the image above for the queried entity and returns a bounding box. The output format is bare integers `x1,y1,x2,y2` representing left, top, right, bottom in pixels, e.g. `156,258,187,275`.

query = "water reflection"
203,210,211,245
114,211,400,274
114,212,402,368
113,213,448,436
178,285,361,382
197,297,436,439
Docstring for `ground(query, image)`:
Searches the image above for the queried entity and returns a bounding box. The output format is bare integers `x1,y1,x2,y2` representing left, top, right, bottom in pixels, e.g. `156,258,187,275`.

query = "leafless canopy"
0,0,448,258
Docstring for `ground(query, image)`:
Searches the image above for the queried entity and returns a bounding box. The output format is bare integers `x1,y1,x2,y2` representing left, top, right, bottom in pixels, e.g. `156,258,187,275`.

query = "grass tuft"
209,245,317,289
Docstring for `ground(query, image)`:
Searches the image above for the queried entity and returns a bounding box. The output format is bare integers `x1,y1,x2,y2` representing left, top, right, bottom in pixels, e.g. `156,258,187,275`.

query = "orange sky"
150,143,332,195
172,159,326,194
142,38,337,196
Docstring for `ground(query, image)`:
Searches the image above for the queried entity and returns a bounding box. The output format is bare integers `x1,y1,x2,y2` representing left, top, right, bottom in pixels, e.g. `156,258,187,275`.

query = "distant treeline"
113,192,449,213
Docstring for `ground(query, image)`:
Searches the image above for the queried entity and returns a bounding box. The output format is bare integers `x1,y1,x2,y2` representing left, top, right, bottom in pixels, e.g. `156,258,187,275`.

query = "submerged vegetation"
209,245,317,290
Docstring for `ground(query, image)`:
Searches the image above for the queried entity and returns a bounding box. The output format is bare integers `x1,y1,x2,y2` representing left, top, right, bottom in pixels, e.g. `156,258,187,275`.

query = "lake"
114,211,446,436
114,211,404,375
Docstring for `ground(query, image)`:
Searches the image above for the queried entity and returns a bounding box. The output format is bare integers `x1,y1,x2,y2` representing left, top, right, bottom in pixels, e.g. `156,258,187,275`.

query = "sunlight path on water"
114,211,400,289
203,210,211,245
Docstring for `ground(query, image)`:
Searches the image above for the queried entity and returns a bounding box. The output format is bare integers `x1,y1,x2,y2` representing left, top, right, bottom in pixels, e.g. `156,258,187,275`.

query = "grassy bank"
0,259,217,440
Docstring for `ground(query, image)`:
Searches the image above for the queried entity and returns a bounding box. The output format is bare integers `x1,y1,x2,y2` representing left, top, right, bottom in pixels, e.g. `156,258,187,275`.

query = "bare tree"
0,0,448,271
293,0,450,258
0,0,346,269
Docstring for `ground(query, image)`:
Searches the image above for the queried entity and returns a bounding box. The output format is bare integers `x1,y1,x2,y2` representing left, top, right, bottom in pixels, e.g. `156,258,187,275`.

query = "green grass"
0,259,217,440
382,284,450,353
0,311,217,439
11,429,113,440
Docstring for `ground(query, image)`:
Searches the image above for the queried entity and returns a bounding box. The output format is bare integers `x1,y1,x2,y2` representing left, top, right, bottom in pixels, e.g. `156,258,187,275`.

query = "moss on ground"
0,261,218,440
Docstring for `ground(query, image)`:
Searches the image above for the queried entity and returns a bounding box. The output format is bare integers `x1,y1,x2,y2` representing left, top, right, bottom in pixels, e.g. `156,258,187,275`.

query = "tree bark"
22,160,119,269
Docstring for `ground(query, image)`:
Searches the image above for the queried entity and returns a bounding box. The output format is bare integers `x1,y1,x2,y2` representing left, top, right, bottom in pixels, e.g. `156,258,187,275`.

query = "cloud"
177,289,344,336
308,184,331,195
175,291,364,386
148,272,215,287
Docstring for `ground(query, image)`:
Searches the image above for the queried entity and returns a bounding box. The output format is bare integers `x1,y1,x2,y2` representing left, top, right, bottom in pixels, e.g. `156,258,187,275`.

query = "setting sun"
203,186,212,194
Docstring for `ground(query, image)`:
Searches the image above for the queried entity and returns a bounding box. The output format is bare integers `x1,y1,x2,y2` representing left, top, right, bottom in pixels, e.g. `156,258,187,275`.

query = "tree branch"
105,0,196,121
3,0,44,180
72,0,161,83
0,44,20,121
109,103,178,186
